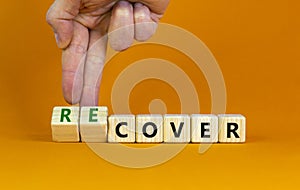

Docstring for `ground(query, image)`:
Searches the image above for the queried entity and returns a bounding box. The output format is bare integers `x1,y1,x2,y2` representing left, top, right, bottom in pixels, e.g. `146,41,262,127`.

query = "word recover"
51,106,246,143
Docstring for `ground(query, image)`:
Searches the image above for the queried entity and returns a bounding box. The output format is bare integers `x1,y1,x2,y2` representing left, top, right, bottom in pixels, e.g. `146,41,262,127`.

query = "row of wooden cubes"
51,106,246,143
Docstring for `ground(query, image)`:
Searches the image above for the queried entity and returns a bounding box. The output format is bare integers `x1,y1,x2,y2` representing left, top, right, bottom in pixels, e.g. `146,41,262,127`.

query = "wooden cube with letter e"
80,106,108,142
191,114,218,143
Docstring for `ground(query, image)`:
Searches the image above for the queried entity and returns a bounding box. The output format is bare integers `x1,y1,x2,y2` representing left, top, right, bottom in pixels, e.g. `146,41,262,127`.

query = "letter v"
170,122,184,137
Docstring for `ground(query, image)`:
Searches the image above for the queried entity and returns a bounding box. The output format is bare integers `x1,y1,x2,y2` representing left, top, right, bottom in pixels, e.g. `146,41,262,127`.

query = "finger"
80,16,110,106
108,1,134,51
46,0,81,49
133,3,157,41
62,21,89,104
128,0,170,15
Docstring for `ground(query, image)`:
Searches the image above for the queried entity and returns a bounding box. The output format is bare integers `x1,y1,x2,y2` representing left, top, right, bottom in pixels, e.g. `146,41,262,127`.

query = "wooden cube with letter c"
108,114,135,143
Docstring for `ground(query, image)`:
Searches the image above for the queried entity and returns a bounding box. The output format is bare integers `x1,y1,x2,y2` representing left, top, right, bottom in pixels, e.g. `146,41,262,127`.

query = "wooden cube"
51,107,80,142
191,114,218,143
164,114,190,143
108,115,135,143
136,115,163,143
80,107,108,142
218,114,246,143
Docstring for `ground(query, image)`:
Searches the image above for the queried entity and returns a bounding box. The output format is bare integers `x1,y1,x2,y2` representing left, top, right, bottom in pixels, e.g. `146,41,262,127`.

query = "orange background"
1,0,300,189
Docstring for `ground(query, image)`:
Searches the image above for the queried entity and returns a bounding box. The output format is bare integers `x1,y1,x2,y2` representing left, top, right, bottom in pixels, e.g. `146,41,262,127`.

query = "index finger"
62,21,89,104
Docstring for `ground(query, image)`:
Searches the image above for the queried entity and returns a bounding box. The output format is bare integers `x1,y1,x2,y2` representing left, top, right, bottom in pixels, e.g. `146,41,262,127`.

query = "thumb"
46,0,81,49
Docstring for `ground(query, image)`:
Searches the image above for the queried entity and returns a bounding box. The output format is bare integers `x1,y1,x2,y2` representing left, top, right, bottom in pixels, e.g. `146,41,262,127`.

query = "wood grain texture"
164,114,190,143
191,114,218,143
51,107,80,142
108,115,135,143
218,114,246,143
136,115,163,143
80,107,108,143
51,105,247,144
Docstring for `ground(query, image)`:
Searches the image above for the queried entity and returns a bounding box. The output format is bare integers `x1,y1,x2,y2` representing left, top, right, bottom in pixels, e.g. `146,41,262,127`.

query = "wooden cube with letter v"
218,114,246,143
164,114,190,143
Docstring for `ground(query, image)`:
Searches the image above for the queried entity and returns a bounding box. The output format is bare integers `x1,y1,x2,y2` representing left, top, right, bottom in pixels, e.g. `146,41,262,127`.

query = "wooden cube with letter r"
51,106,80,142
218,114,246,143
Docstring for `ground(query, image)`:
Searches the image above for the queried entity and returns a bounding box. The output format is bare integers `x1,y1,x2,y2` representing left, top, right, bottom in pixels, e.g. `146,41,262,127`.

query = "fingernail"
55,33,61,46
134,3,144,8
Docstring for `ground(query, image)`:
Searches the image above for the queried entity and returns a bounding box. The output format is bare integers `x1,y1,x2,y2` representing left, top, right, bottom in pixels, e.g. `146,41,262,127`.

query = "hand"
46,0,170,106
